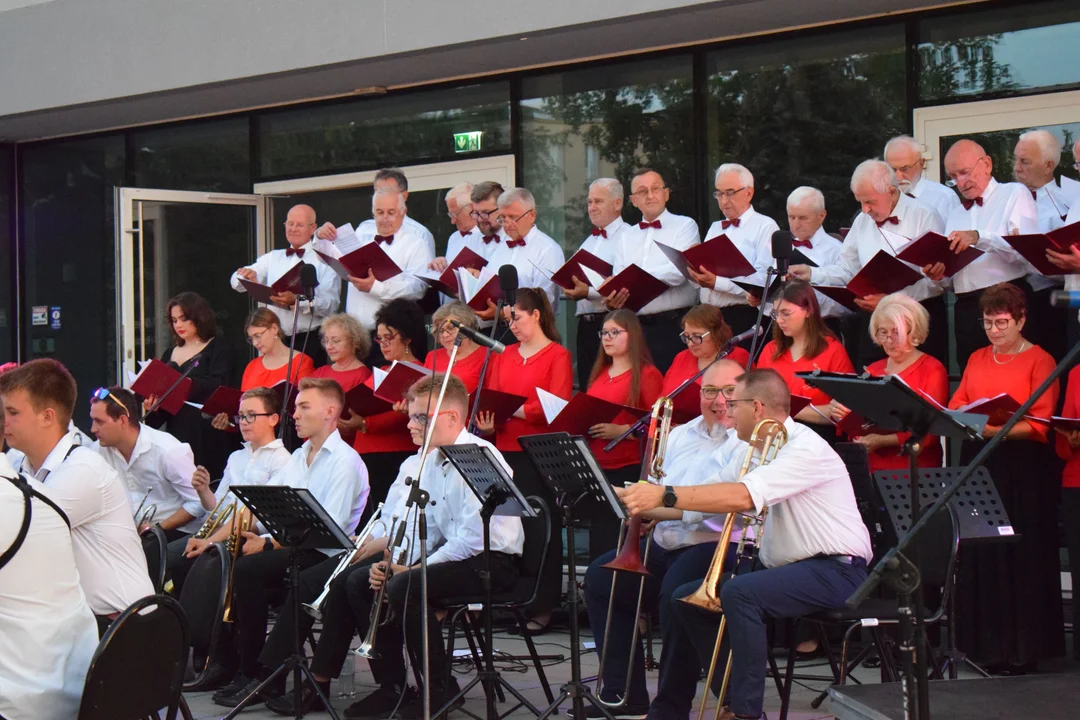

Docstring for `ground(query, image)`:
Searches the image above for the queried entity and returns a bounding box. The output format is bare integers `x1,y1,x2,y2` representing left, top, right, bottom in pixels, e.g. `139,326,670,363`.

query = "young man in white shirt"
89,386,204,540
0,361,154,637
883,135,961,226
213,377,370,708
231,203,341,366
580,360,747,720
0,452,98,720
620,369,872,720
355,168,437,258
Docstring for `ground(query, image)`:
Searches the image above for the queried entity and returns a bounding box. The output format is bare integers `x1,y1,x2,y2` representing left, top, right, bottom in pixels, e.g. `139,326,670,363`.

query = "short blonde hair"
432,301,479,333
869,293,929,347
319,313,371,360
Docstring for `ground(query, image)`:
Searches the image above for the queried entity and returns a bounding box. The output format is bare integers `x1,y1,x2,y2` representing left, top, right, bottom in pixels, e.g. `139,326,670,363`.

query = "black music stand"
435,444,540,720
519,433,628,720
222,485,354,720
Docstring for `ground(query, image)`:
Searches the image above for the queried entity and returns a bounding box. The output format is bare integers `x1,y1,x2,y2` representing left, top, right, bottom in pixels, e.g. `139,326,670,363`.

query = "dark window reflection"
132,118,250,192
0,145,13,363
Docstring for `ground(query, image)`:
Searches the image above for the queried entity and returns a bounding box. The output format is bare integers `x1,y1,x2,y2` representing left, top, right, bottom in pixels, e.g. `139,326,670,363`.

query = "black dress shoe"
185,661,237,692
212,674,251,703
213,676,283,708
344,683,415,719
265,682,332,716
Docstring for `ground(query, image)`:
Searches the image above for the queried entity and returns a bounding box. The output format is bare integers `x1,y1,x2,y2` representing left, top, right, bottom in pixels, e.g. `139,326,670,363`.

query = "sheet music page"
332,223,363,255
579,264,605,289
372,367,388,389
537,387,569,424
455,267,480,302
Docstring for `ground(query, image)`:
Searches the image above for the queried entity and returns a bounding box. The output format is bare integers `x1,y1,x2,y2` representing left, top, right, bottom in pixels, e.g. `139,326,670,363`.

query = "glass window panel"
258,83,511,178
706,25,907,228
936,122,1080,196
918,3,1080,102
0,145,12,362
132,118,250,192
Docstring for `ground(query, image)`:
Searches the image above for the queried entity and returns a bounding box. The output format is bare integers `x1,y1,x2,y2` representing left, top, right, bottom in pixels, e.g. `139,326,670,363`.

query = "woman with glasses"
948,282,1063,673
312,313,373,444
240,308,315,391
661,305,751,420
852,293,948,471
424,301,485,392
584,309,663,557
479,287,572,634
754,280,854,442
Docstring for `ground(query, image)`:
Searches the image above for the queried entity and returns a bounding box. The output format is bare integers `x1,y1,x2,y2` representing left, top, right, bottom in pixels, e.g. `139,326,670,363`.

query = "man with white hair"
783,186,851,332
689,164,779,334
429,183,490,272
484,186,565,311
791,160,946,366
354,167,436,257
565,178,631,387
1046,138,1080,346
884,135,961,225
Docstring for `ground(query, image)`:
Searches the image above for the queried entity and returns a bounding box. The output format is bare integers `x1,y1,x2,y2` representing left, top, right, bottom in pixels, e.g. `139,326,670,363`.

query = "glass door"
114,188,269,382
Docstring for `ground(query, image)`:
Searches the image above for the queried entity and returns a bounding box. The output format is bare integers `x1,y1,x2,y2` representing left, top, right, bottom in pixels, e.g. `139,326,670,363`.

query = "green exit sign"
454,131,483,153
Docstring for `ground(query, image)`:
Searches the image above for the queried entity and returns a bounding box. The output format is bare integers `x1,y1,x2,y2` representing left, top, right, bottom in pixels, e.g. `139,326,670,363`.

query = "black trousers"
576,314,605,390
504,451,562,615
640,307,693,375
1063,488,1080,661
258,552,346,672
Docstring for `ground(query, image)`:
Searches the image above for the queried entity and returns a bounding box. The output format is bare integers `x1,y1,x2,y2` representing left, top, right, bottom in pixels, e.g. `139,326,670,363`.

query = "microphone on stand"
499,264,518,309
727,325,763,348
451,320,506,354
771,230,793,277
300,263,319,300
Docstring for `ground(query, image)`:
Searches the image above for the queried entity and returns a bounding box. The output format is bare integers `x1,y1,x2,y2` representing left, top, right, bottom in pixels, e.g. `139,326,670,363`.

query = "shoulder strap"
0,473,72,571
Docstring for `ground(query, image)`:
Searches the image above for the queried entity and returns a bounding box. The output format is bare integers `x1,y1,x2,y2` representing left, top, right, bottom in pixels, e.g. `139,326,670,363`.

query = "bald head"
944,139,993,199
284,204,317,248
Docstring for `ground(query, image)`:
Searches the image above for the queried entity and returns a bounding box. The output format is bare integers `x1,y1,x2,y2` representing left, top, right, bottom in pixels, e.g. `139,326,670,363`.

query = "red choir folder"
550,249,614,291
1004,222,1080,276
839,227,851,239
130,359,193,415
538,389,641,436
344,383,392,418
815,251,923,312
419,247,489,296
237,263,305,305
789,248,818,268
836,408,888,438
955,393,1021,427
790,394,812,418
270,380,300,419
459,273,503,311
372,360,432,403
1048,416,1080,432
734,276,784,300
199,386,243,419
813,286,861,313
316,243,402,283
896,231,984,278
469,389,527,425
657,235,755,281
596,265,668,313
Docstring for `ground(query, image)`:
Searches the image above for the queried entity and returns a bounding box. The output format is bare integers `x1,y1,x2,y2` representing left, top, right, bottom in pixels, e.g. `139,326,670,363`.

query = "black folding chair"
178,541,231,690
140,525,168,594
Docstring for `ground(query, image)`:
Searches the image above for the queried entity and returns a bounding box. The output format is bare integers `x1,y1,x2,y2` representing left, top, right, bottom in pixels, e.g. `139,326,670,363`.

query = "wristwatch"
263,537,274,553
662,485,678,508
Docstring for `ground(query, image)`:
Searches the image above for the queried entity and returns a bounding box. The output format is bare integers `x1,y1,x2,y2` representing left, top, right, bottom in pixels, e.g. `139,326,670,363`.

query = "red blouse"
754,337,854,406
352,366,414,454
311,363,372,392
485,341,573,452
424,346,486,394
862,354,949,471
241,353,314,391
586,365,664,470
1055,365,1080,488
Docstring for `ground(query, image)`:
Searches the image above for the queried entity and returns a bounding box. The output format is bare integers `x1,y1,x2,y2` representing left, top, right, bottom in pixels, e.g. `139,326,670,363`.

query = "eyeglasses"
712,187,747,200
407,410,452,428
724,397,757,410
980,317,1016,331
321,336,348,348
945,156,987,187
283,221,314,230
679,331,711,345
246,328,271,345
889,161,923,175
470,209,498,221
375,331,400,345
701,384,736,400
776,309,799,320
874,329,901,341
598,329,625,340
431,323,457,337
630,185,668,200
91,387,130,417
496,209,535,226
234,412,274,424
447,206,471,220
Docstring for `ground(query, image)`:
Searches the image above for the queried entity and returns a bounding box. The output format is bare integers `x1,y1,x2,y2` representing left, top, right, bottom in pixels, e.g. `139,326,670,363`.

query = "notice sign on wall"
453,131,483,153
32,305,48,326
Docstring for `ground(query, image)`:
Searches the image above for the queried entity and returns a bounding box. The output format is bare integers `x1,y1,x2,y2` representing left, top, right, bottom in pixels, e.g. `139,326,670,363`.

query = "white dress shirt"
575,217,631,316
947,178,1039,295
91,424,204,534
788,227,850,318
701,206,779,307
447,226,502,265
485,224,566,312
269,429,370,553
5,419,85,472
1064,201,1080,293
810,193,945,302
906,176,961,228
613,209,701,315
0,454,98,720
211,438,292,510
649,417,747,551
715,417,872,568
1027,180,1073,290
1061,175,1080,205
19,431,154,616
230,241,342,334
334,225,434,331
361,215,436,258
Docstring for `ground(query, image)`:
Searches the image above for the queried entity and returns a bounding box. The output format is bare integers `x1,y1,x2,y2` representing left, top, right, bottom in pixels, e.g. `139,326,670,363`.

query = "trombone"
303,503,387,621
191,494,236,540
222,502,252,623
356,516,412,660
133,487,157,529
681,418,787,720
595,397,673,708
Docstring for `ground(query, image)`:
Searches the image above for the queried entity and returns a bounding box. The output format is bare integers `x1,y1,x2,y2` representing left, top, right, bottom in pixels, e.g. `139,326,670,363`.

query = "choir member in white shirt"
582,360,747,718
90,386,204,539
611,168,701,373
459,181,511,328
564,178,632,388
0,362,154,637
1047,140,1080,345
940,138,1039,368
619,369,872,720
485,187,565,313
211,377,370,707
356,168,437,258
689,164,779,333
0,452,98,720
782,187,851,332
791,160,947,367
883,135,961,226
430,183,492,271
231,204,341,366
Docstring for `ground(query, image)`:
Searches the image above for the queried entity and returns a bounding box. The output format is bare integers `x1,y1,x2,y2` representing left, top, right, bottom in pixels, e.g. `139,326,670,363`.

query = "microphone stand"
145,359,201,415
746,266,777,366
467,297,507,433
277,295,307,445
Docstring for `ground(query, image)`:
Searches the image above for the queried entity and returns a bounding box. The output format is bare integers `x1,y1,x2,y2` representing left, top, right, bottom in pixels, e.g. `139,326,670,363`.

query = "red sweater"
586,365,664,469
1056,365,1080,488
352,366,414,454
424,346,486,394
241,353,314,391
311,364,372,392
863,354,948,471
754,337,854,406
485,341,573,452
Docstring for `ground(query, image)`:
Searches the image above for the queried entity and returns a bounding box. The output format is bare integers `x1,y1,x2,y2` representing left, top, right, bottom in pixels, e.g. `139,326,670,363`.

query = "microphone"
1050,290,1080,308
451,319,506,354
771,230,793,276
499,264,518,308
300,263,319,300
727,325,763,348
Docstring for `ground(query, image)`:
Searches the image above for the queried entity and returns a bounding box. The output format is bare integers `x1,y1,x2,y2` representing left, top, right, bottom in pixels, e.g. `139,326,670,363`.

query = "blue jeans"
668,557,867,719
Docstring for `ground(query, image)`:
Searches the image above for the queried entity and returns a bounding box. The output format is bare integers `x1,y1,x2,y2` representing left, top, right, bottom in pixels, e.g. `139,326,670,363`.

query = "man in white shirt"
0,361,154,637
485,186,565,313
1047,139,1080,346
612,168,701,373
231,204,341,366
357,168,437,258
90,386,204,539
430,182,492,271
581,360,746,719
0,453,98,720
783,187,851,331
940,139,1039,368
620,369,872,720
564,178,631,388
213,377,369,708
458,181,511,329
689,164,779,334
883,135,961,226
791,160,946,367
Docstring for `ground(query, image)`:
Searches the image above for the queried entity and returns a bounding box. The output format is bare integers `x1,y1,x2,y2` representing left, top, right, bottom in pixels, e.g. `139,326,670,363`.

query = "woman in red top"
754,280,853,441
240,308,315,391
1055,366,1080,661
424,301,486,393
585,309,663,558
312,313,372,444
661,305,750,421
948,283,1062,672
479,288,572,633
853,294,948,471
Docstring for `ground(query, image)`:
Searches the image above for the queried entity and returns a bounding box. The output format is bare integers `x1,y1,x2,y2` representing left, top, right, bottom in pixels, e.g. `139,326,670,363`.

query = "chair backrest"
834,443,890,558
519,495,551,606
79,594,189,720
177,541,230,657
140,525,168,593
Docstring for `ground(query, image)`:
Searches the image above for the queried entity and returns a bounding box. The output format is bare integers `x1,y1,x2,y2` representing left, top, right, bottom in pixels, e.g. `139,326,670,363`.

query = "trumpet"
192,495,236,540
303,503,387,621
133,487,157,529
595,396,672,708
222,502,252,623
681,418,787,720
356,517,412,660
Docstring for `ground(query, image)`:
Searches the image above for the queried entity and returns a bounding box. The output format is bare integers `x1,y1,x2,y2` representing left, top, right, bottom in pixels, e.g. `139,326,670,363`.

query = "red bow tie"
1031,190,1039,201
876,216,899,227
285,247,305,258
792,238,813,249
721,218,741,230
961,197,984,210
506,238,526,249
591,227,607,238
374,235,393,245
639,220,662,230
483,234,501,245
461,229,473,237
905,192,916,199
